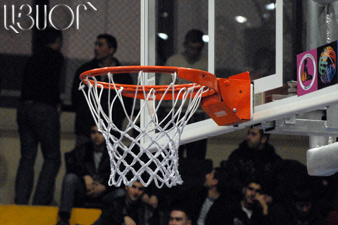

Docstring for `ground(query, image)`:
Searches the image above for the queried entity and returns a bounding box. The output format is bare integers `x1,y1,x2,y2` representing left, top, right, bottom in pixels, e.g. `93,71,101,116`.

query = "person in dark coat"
93,180,159,225
71,33,133,146
226,127,282,201
270,184,327,225
56,124,120,225
15,28,64,205
227,176,273,225
180,167,232,225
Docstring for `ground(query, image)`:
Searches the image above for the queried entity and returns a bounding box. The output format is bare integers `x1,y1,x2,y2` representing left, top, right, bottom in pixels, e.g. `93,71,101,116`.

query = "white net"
80,69,209,188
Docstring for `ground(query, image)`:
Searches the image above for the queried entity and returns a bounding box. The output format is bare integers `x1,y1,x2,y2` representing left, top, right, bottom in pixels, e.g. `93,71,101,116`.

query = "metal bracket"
326,105,338,130
255,106,338,136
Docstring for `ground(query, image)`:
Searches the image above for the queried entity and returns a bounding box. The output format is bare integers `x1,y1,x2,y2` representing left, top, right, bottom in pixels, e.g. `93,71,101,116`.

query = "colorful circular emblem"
318,46,336,84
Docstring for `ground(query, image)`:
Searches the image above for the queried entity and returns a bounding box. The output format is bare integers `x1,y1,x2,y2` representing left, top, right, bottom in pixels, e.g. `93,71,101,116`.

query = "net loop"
80,68,209,188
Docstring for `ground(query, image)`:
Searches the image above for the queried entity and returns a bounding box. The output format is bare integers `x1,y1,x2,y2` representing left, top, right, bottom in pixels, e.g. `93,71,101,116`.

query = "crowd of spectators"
14,28,338,225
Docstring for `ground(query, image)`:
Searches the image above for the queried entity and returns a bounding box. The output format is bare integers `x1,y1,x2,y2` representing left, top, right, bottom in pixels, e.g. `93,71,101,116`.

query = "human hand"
83,175,95,195
92,182,107,197
124,216,136,225
255,193,270,215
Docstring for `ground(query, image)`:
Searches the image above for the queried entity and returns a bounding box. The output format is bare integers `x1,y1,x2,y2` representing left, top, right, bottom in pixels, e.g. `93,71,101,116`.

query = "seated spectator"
181,167,232,225
93,180,159,225
227,176,273,225
272,159,311,203
226,127,282,200
168,206,192,225
56,124,120,225
270,185,326,225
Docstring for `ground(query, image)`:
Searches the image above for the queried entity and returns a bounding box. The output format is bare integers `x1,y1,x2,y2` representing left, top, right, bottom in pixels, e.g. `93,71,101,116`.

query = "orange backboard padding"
202,94,241,126
202,71,251,126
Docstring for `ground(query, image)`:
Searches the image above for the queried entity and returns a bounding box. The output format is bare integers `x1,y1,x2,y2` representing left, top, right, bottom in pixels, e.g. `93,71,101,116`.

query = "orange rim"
80,66,218,100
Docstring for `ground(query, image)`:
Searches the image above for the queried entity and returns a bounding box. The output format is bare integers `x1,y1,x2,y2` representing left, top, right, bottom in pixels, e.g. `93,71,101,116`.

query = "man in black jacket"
71,33,133,146
270,182,327,225
93,180,159,225
226,127,282,200
56,124,119,225
228,176,273,225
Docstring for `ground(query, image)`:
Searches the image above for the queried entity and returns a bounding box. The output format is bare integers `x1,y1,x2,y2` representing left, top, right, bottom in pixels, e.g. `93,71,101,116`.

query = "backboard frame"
140,0,338,145
140,0,284,142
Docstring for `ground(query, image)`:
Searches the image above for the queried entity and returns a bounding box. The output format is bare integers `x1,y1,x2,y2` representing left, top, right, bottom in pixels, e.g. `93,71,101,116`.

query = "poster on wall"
297,48,317,96
297,40,338,96
317,41,337,90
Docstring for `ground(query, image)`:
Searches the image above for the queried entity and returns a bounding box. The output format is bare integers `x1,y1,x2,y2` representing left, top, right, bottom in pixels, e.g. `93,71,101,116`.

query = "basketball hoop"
79,66,251,188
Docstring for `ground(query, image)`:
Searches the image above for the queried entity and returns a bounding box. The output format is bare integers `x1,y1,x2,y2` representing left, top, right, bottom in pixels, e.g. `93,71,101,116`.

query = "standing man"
71,34,133,146
161,29,208,159
164,29,207,79
15,27,64,205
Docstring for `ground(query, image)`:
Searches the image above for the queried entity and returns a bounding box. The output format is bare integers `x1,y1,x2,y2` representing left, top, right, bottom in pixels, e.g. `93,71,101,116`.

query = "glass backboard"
142,0,338,144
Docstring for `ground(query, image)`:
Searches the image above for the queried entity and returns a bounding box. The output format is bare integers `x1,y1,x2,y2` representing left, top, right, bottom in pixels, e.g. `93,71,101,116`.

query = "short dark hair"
243,174,263,188
170,206,192,221
292,187,313,203
39,27,62,46
97,33,118,51
184,29,205,44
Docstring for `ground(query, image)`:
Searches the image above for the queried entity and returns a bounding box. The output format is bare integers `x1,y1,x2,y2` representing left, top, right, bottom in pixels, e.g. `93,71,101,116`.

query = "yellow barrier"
0,204,101,225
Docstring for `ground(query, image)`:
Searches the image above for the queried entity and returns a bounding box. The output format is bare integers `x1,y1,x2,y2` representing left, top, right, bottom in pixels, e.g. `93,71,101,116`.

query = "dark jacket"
183,188,232,225
71,58,133,137
270,201,327,225
21,46,64,105
98,195,158,225
229,201,272,225
226,141,282,197
65,142,111,187
228,141,281,176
